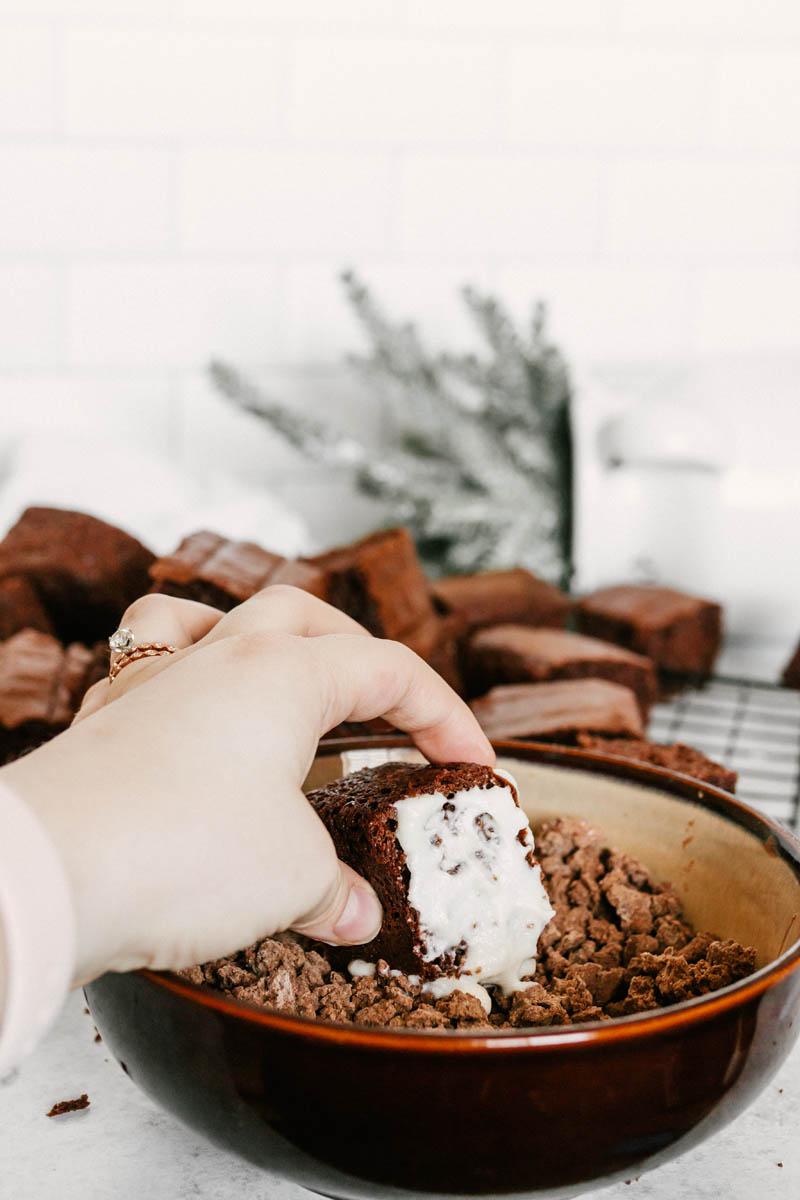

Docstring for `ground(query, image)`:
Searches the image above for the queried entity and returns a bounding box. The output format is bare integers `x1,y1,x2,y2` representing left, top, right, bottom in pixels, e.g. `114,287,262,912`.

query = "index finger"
308,634,495,767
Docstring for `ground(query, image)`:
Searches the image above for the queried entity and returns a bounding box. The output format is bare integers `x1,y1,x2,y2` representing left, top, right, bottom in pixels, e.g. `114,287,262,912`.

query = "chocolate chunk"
576,734,737,793
463,626,657,715
149,530,328,611
0,576,54,641
0,630,96,765
431,568,569,632
470,678,645,743
305,527,434,641
46,1094,90,1117
0,507,154,644
576,584,722,677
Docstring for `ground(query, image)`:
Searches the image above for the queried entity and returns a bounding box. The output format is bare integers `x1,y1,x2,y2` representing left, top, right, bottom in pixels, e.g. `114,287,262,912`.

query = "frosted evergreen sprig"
209,271,573,585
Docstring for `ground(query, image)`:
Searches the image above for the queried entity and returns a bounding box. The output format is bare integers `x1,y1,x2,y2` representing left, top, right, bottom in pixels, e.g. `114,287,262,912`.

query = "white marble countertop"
1,637,798,1199
0,990,797,1200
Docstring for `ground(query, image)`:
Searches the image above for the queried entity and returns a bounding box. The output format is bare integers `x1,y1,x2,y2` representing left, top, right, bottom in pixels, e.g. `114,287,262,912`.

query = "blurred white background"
0,1,798,639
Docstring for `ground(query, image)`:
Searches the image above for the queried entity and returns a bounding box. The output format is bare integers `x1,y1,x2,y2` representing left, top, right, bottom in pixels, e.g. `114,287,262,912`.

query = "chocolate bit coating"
576,584,722,676
463,625,657,717
432,568,569,633
0,507,154,644
470,679,645,743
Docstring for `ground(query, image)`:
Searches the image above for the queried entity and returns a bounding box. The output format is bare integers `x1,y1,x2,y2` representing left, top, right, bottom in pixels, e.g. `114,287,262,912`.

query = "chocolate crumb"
183,817,755,1032
46,1094,89,1117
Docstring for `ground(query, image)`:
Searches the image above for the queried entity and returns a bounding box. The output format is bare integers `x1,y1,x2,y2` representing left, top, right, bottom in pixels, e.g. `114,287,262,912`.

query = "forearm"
0,779,75,1079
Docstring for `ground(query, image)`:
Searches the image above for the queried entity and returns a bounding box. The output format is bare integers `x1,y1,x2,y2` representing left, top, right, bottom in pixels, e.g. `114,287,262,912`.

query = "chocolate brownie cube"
576,584,722,676
575,735,737,793
150,530,328,612
308,761,553,986
400,613,464,693
0,629,95,764
432,568,569,633
463,625,657,717
304,528,435,640
782,641,800,689
470,679,645,744
0,507,154,644
0,576,54,641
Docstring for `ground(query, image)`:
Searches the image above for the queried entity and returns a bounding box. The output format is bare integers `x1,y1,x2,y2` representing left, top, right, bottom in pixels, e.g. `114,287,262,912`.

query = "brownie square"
576,734,737,793
576,584,722,677
0,629,96,765
432,568,569,633
463,625,657,717
781,641,800,689
0,507,154,644
149,531,328,612
307,761,550,982
0,576,54,641
470,679,645,744
400,613,464,693
304,527,435,640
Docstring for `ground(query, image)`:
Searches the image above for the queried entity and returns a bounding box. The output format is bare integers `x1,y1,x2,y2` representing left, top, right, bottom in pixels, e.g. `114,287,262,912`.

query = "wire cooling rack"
648,677,800,832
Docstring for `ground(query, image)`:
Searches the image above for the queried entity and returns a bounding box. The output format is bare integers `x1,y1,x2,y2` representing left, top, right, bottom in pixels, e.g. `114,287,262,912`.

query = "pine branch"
209,271,575,585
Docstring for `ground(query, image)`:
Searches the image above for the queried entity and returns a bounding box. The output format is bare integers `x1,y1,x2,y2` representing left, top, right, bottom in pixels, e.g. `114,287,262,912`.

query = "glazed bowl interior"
307,746,800,973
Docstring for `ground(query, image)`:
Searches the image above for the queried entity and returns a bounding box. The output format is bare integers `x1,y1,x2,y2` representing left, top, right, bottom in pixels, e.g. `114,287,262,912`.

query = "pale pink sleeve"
0,780,76,1079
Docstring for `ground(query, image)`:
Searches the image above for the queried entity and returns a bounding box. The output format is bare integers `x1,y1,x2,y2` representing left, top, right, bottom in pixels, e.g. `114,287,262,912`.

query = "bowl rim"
139,738,800,1053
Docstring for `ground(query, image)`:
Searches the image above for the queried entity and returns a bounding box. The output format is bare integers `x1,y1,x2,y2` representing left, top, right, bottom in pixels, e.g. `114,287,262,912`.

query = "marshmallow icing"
393,769,554,993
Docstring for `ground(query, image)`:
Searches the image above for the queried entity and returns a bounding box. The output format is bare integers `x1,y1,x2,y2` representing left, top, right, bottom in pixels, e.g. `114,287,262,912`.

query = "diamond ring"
108,627,178,681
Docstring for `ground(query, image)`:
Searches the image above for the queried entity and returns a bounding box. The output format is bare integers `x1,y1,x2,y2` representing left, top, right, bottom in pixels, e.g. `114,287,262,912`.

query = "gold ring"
108,627,177,681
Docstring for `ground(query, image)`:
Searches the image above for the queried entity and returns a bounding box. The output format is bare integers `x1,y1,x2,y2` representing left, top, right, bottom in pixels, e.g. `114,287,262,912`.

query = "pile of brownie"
186,816,756,1030
0,503,790,786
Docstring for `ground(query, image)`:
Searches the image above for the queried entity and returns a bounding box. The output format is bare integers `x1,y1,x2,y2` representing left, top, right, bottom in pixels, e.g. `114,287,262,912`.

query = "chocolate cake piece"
781,641,800,689
470,679,645,743
576,584,722,677
463,626,657,717
432,568,569,633
0,629,95,764
576,734,737,793
304,527,435,641
0,507,154,644
150,530,328,612
0,576,54,641
400,613,464,693
308,762,553,989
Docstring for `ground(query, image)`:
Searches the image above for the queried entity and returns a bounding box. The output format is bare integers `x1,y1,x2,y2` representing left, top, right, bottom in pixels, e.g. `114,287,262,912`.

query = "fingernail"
333,884,382,944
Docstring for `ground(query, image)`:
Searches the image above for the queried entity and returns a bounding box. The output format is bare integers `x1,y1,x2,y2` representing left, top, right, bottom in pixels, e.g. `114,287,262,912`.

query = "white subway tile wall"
0,0,799,542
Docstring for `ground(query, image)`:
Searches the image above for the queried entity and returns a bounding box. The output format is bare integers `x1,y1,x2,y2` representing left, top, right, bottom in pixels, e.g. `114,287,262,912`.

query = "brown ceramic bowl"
86,740,800,1199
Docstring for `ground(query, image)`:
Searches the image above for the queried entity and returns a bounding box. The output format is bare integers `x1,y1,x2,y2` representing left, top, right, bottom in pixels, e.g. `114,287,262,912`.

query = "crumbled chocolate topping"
181,820,755,1031
46,1094,90,1117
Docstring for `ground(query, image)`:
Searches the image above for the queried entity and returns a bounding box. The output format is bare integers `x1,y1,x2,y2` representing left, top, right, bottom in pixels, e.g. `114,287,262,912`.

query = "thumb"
291,861,382,947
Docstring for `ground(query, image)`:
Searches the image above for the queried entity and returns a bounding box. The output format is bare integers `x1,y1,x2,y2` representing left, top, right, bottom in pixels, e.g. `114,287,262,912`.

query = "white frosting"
421,975,492,1015
348,959,376,977
393,770,554,994
347,960,421,985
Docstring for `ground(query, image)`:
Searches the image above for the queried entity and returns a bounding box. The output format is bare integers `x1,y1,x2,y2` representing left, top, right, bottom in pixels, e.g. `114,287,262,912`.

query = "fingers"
73,592,226,722
291,861,383,946
119,591,225,650
199,585,371,647
308,634,495,767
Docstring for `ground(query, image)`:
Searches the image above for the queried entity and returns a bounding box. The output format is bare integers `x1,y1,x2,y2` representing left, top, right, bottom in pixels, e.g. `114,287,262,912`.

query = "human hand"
1,587,494,987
